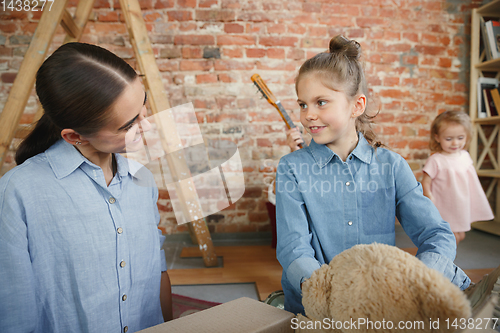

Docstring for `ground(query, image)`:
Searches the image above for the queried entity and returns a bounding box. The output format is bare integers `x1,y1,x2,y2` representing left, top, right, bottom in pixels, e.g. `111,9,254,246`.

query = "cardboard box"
138,297,295,333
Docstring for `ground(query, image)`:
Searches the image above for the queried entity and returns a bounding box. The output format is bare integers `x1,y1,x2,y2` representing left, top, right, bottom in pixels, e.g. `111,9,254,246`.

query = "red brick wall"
0,0,484,234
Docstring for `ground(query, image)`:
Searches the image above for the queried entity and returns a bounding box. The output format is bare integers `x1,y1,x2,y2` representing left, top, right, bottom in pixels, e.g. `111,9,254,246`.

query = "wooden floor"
167,245,496,301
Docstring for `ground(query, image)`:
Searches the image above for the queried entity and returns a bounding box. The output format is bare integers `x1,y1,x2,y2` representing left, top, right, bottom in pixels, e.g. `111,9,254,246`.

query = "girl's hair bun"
329,35,361,60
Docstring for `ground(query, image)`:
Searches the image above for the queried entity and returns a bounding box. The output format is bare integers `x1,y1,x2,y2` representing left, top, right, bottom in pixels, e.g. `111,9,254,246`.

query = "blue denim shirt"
276,133,471,315
0,140,167,333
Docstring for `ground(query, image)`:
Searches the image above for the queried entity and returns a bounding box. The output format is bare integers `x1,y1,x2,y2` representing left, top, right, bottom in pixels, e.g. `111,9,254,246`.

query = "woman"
0,42,172,332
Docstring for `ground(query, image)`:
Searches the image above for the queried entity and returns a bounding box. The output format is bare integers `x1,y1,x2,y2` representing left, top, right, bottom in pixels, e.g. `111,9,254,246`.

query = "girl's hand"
286,127,304,152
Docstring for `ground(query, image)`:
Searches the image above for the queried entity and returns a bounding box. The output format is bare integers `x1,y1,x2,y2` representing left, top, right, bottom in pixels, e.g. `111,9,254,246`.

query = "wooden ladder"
0,0,218,267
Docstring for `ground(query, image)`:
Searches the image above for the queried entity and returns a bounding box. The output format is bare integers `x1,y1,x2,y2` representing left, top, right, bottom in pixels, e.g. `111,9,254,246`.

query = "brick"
356,17,386,28
182,46,203,59
216,73,236,83
302,2,321,13
2,72,17,84
378,89,411,99
401,126,417,137
309,26,327,37
200,0,218,8
138,0,154,9
9,35,32,45
414,45,446,56
256,61,297,71
445,95,467,106
13,46,28,57
0,10,27,20
383,77,400,87
438,57,452,68
221,0,240,9
94,23,127,34
160,47,181,59
167,10,192,21
248,212,269,223
267,23,286,35
203,47,221,59
174,35,215,45
144,12,162,22
155,0,175,9
196,73,218,84
180,60,213,71
221,48,243,58
224,23,244,34
179,22,198,31
157,59,179,71
287,48,305,60
260,36,298,47
267,48,285,59
246,48,266,58
178,0,196,7
0,23,15,35
217,35,256,46
301,37,328,48
98,11,119,22
237,12,274,22
195,9,236,22
402,55,418,65
288,25,306,35
409,139,429,150
263,2,283,11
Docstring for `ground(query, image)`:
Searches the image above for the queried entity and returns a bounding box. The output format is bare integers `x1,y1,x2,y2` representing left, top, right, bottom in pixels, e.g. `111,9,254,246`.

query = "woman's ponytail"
15,113,61,165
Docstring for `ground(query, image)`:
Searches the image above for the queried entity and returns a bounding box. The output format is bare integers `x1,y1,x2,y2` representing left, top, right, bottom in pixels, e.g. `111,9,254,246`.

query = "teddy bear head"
301,243,471,333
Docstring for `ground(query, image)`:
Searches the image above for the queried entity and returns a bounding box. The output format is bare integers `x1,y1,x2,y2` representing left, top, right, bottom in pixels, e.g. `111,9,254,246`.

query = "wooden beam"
118,0,217,267
63,0,95,43
61,9,80,38
0,0,70,169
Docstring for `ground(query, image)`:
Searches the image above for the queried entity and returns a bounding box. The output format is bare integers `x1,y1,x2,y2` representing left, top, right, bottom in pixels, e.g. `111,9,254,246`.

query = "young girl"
0,43,172,332
275,35,471,315
422,111,494,245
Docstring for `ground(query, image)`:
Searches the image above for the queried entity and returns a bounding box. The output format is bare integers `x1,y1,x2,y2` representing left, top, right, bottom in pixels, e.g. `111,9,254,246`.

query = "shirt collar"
46,139,136,180
46,140,89,179
307,132,373,168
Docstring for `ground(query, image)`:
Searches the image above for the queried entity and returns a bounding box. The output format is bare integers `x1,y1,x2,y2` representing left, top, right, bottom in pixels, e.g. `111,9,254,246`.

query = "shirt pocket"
361,186,396,235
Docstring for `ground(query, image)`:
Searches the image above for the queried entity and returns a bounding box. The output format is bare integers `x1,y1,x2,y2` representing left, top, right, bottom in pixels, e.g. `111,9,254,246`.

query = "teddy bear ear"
302,264,334,320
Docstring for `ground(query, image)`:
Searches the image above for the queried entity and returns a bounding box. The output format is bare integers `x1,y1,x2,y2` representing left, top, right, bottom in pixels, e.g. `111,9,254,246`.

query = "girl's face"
83,78,151,154
435,122,467,155
296,73,364,152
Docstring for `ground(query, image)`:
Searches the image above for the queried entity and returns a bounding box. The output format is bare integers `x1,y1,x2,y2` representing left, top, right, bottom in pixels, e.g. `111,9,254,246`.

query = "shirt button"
117,227,123,234
122,294,127,301
348,221,353,226
345,181,350,186
120,261,126,268
109,197,116,204
349,156,353,160
124,326,128,333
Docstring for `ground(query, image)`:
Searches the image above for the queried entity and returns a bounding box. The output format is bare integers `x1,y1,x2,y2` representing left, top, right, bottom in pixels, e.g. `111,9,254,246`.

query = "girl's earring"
75,141,81,145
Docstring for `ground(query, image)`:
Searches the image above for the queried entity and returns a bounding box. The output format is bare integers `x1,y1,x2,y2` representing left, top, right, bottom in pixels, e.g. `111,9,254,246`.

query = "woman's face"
82,78,151,154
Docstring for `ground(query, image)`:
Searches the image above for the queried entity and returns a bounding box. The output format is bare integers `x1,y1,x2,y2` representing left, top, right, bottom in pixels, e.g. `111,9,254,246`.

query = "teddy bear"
297,243,472,333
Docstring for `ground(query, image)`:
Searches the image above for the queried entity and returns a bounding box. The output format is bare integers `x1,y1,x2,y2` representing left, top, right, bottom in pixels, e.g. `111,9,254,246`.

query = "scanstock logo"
125,103,245,225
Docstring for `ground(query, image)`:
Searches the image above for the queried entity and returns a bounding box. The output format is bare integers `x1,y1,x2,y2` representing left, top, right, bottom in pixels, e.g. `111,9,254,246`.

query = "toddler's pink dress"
422,150,494,232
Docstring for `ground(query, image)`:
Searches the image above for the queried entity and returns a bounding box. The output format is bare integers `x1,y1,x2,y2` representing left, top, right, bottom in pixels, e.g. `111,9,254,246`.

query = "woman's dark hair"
15,42,138,165
296,35,382,148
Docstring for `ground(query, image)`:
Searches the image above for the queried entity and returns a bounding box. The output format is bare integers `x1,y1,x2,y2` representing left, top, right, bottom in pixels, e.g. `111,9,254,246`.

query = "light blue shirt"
276,133,471,315
0,139,167,333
